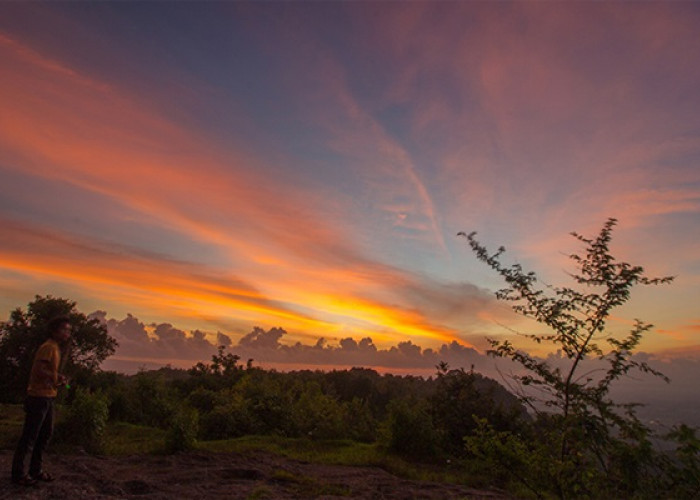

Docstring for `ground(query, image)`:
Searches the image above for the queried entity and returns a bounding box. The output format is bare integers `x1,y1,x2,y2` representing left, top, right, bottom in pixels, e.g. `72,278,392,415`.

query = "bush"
383,399,439,459
187,387,218,413
199,394,253,440
56,388,109,453
238,374,294,436
291,384,346,439
431,365,527,456
128,372,177,427
165,407,199,453
105,381,135,423
344,397,377,443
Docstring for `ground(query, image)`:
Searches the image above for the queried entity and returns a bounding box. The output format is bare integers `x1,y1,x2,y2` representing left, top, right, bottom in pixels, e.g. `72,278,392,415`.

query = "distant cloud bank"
92,311,489,375
93,311,700,427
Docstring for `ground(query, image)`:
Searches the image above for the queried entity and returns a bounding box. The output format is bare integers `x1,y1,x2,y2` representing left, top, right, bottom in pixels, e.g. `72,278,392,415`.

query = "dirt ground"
0,450,511,499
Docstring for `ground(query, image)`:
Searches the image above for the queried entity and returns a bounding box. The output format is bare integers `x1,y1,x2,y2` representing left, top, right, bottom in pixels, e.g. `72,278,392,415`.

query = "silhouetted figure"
11,316,71,486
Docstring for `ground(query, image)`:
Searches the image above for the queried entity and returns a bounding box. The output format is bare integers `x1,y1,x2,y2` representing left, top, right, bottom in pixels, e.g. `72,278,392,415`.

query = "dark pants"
12,396,54,480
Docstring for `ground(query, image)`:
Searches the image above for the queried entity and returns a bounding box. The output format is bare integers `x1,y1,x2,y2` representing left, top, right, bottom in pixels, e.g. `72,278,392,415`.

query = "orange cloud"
0,215,482,349
0,217,320,325
657,322,700,343
1,30,378,280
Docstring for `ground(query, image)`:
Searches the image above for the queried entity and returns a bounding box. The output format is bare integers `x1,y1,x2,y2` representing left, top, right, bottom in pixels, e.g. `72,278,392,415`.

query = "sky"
1,2,699,379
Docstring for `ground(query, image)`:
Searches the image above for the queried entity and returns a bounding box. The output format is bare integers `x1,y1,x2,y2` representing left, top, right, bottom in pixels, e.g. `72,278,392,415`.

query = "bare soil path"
0,450,511,499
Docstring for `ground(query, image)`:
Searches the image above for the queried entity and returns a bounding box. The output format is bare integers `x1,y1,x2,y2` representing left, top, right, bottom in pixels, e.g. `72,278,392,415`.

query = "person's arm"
36,359,65,389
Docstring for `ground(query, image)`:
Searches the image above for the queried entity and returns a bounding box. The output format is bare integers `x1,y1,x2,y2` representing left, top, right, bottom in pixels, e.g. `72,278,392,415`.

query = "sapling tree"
459,219,686,497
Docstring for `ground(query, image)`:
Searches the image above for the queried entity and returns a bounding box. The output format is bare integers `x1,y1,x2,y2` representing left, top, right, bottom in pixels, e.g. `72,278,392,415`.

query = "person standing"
11,316,71,486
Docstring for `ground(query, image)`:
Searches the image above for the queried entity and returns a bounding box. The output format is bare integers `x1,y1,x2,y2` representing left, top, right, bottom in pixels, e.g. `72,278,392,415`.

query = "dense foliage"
75,349,524,460
55,388,109,454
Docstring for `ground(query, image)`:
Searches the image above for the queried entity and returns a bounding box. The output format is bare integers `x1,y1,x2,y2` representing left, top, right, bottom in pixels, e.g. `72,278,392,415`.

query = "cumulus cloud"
239,326,287,350
91,312,220,362
229,328,487,372
94,311,491,374
216,332,232,347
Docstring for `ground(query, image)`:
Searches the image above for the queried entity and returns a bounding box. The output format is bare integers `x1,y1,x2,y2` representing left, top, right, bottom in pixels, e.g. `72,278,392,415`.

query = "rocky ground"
0,450,512,499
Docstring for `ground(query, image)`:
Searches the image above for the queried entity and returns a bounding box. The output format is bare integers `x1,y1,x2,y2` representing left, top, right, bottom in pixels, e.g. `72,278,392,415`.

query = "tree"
189,345,243,377
0,295,118,403
459,219,695,497
430,363,528,456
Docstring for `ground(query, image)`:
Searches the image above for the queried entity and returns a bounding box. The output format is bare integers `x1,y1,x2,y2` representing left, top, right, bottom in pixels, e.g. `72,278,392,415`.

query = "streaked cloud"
1,2,699,364
1,26,505,348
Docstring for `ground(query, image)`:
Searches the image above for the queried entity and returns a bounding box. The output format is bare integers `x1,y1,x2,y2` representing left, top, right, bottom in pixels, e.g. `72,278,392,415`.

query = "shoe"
12,475,37,486
30,471,55,482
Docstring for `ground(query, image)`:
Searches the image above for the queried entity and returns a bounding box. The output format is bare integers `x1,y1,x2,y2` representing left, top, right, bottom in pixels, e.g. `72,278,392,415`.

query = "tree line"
0,298,525,452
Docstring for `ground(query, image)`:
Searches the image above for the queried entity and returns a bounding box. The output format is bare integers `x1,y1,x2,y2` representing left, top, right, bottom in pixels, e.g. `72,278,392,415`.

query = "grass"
245,485,275,500
198,435,478,485
0,404,24,449
0,410,486,490
102,422,167,455
199,435,377,465
1,405,166,455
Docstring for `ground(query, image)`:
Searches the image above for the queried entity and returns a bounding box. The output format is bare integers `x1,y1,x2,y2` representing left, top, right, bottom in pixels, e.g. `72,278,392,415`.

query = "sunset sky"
1,2,699,372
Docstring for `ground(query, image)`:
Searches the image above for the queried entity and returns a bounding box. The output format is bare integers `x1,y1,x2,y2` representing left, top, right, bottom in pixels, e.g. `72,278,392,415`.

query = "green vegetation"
0,404,24,449
55,387,109,453
0,352,524,489
102,422,167,455
165,406,199,453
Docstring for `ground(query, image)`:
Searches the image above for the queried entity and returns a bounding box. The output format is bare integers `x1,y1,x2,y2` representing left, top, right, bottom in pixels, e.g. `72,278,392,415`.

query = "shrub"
238,374,294,436
431,364,527,456
165,406,199,453
291,384,346,439
383,399,439,459
344,397,377,443
187,387,218,413
56,387,109,453
199,394,253,440
129,372,177,427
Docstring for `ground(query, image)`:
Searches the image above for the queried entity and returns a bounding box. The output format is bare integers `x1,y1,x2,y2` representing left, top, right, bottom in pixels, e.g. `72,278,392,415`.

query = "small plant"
291,384,345,439
165,406,199,453
57,387,109,454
